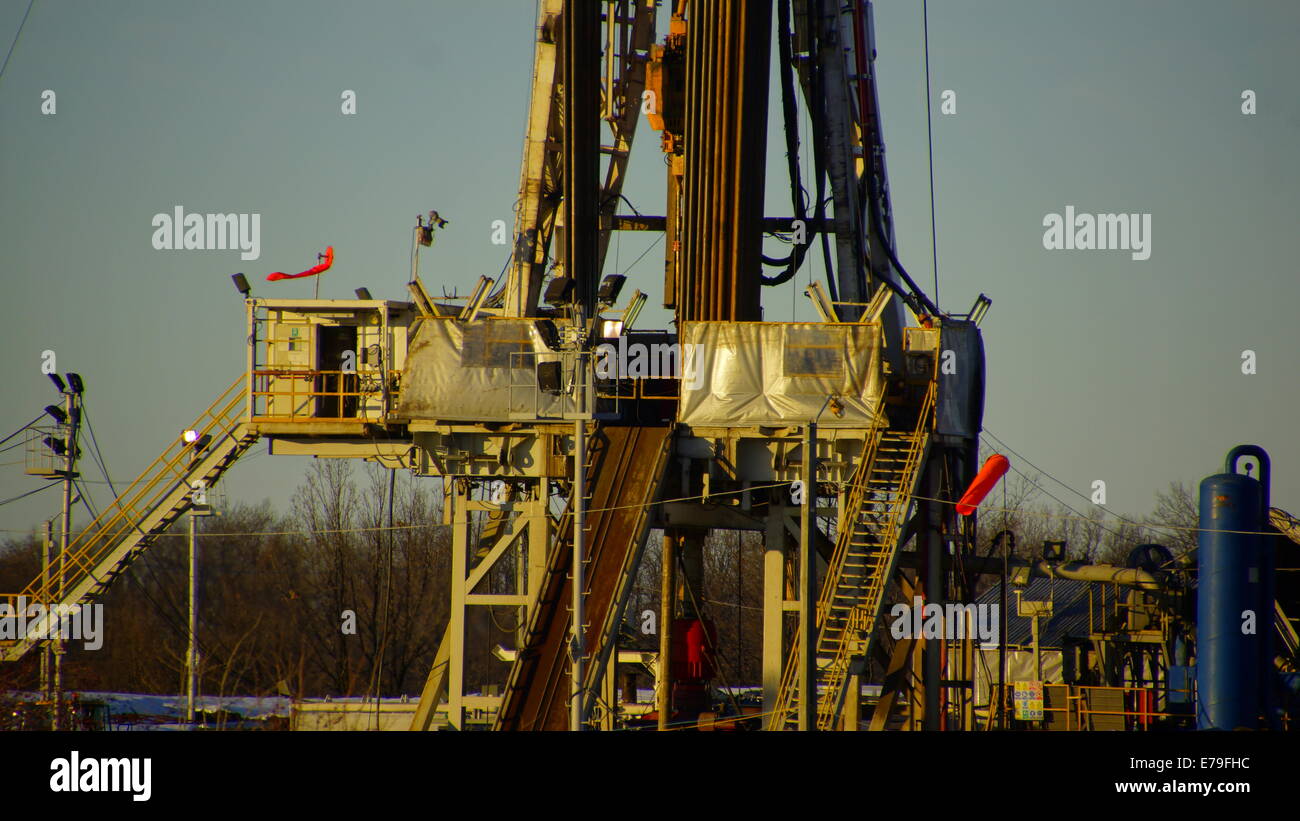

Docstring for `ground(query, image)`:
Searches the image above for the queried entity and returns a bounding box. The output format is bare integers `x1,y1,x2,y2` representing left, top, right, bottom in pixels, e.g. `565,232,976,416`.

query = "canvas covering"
678,321,887,428
395,318,568,421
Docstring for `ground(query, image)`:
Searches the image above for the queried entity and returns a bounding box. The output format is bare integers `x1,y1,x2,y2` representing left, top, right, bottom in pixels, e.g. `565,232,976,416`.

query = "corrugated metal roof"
975,578,1116,647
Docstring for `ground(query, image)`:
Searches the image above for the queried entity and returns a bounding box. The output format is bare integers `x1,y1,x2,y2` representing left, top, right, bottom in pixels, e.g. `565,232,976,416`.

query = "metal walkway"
495,424,671,730
770,384,934,730
0,376,256,662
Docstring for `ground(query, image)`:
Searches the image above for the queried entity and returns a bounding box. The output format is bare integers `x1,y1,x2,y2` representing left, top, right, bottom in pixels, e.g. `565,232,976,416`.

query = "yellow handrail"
1,375,247,617
815,384,934,730
768,381,936,729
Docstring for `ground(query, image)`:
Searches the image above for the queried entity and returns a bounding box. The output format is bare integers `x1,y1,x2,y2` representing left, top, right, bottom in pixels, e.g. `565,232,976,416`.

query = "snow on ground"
6,690,290,729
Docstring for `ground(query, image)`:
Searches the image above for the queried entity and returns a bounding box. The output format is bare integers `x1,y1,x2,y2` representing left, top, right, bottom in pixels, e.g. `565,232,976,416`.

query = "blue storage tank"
1196,445,1270,730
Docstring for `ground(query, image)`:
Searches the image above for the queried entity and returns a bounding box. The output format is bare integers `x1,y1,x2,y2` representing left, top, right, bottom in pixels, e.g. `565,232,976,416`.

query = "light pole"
49,372,83,730
40,519,53,702
187,496,213,726
798,421,816,731
570,349,591,732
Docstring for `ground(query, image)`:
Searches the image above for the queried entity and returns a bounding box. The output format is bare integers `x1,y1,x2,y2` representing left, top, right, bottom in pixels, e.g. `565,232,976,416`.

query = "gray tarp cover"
396,319,889,426
395,318,564,421
678,321,887,428
935,319,985,440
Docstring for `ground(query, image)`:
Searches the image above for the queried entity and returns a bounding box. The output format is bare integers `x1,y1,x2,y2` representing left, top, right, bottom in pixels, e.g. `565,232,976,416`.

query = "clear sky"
1,1,1297,537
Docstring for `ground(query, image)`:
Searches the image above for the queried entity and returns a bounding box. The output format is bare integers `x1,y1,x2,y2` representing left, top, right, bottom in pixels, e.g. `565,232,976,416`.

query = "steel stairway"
1267,507,1300,665
0,376,257,662
769,384,934,730
495,424,671,730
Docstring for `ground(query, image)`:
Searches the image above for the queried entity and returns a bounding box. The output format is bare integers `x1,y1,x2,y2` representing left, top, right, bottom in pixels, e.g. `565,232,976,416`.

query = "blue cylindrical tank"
1196,446,1268,730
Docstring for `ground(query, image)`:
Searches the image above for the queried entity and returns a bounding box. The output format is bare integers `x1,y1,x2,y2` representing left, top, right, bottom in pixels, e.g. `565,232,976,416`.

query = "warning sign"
1013,681,1044,721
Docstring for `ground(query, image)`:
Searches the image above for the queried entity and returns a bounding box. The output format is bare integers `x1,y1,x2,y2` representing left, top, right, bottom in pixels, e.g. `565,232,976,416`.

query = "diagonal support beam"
465,518,524,593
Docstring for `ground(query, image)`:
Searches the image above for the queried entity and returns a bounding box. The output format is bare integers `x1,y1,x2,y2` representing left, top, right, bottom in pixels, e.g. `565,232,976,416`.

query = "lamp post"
187,491,214,726
50,373,83,730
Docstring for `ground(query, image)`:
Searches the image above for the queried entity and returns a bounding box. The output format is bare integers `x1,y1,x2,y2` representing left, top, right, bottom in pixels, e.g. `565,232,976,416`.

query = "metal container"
1196,446,1269,729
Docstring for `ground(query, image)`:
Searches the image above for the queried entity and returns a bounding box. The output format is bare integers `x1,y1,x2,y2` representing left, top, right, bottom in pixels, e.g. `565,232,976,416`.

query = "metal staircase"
494,423,600,729
496,424,671,730
1267,507,1300,665
770,384,934,730
1,376,257,662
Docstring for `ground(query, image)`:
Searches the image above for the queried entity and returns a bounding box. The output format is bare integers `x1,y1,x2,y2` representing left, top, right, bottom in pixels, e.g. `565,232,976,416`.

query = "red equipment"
266,246,334,281
670,618,716,681
955,454,1010,516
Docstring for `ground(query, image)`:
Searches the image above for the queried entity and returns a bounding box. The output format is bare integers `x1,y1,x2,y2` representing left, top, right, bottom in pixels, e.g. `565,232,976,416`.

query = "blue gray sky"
1,0,1297,536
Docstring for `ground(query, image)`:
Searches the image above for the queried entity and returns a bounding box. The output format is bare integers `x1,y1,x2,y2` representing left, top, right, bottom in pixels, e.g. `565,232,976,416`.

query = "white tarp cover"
971,648,1064,708
395,318,566,421
678,322,887,428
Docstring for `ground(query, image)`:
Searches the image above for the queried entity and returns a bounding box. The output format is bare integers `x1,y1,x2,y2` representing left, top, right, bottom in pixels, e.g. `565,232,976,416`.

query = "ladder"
494,422,601,729
1,376,257,662
769,383,934,730
1267,508,1300,664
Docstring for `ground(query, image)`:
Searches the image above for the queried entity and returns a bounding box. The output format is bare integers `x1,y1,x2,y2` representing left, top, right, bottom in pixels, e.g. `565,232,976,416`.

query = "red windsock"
955,454,1010,516
267,246,334,281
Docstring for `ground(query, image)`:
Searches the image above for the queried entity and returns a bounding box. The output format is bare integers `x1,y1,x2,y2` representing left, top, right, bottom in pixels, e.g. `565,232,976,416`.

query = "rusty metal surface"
496,424,671,730
678,0,770,323
563,1,602,315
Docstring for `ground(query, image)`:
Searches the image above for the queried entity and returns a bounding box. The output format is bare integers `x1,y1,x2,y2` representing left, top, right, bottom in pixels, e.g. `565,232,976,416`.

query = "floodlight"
600,320,624,338
537,361,564,395
597,274,626,306
543,277,574,307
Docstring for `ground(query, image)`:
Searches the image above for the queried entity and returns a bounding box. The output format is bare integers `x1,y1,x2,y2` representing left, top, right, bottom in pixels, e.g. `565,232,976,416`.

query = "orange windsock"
267,246,334,281
955,454,1010,516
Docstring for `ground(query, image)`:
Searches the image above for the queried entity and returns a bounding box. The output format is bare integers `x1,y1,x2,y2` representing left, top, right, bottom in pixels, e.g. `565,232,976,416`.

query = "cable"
0,0,36,85
621,233,663,274
602,193,643,218
367,428,409,469
1,467,1281,540
79,401,120,500
978,429,1198,553
922,0,940,309
704,596,764,614
0,482,59,506
0,412,47,448
985,442,1127,543
72,478,99,523
761,0,811,287
808,16,839,306
982,428,1149,534
863,161,940,317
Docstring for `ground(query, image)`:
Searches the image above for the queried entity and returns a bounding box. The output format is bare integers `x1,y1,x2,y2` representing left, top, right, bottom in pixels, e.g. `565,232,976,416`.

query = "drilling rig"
1,0,991,731
409,0,988,731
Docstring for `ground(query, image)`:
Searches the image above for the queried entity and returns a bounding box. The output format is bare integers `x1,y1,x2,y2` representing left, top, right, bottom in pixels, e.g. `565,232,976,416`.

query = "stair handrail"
2,375,247,616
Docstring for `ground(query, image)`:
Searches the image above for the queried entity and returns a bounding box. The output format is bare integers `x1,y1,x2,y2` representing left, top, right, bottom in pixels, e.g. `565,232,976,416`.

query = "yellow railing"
594,378,681,402
250,368,397,422
1,375,248,619
814,384,934,730
768,382,936,730
988,683,1197,731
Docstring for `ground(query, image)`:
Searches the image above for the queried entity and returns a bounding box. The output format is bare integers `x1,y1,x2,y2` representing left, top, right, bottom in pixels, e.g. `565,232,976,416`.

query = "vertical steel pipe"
563,1,601,315
679,0,769,323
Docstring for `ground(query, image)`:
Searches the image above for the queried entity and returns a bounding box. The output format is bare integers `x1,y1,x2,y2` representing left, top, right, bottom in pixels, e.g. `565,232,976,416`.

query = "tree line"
0,458,1199,699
